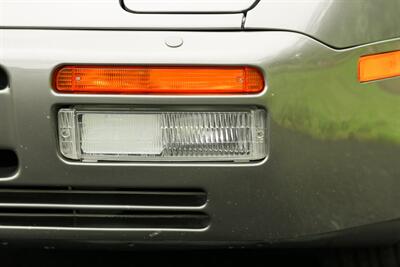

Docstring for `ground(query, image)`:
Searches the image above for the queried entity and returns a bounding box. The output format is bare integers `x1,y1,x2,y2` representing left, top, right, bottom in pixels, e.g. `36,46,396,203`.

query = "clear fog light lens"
58,107,267,162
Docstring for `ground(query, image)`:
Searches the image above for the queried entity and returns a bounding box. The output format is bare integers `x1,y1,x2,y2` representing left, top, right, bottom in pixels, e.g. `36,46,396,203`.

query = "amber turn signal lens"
54,65,264,94
358,51,400,82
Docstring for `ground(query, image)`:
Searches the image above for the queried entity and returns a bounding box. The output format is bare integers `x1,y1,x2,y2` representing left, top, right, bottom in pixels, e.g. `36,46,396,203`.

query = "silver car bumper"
0,29,400,246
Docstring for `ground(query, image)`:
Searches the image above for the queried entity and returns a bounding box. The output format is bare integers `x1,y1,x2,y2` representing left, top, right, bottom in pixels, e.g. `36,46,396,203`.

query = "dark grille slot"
0,188,209,229
0,189,207,207
0,209,209,229
0,150,18,178
0,67,8,90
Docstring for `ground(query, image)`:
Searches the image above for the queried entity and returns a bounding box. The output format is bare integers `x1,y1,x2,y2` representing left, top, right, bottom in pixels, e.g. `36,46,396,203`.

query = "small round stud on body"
165,37,184,48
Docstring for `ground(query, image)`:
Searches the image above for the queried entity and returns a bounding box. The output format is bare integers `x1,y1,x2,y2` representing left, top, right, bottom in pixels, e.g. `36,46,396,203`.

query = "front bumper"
0,29,400,246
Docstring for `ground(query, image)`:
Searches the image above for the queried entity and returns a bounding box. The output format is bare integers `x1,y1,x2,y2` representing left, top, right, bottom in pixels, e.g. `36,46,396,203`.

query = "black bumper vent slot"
0,209,209,229
0,188,208,229
0,150,18,178
0,67,8,90
0,188,207,207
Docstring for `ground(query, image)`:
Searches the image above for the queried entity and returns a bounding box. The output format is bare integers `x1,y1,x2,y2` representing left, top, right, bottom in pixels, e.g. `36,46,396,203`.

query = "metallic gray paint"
0,29,400,244
122,0,258,13
0,0,243,29
245,0,400,48
1,0,399,48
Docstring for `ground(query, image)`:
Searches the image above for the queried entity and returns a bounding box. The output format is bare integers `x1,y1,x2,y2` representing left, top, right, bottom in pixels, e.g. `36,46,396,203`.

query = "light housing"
358,51,400,82
54,65,265,94
58,107,268,162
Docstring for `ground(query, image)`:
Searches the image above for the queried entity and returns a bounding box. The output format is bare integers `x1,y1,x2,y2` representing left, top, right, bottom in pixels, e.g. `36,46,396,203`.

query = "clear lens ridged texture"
160,111,265,160
59,109,267,162
58,110,78,160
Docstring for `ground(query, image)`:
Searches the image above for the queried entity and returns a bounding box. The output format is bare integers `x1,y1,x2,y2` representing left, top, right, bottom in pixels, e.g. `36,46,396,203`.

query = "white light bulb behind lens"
58,107,268,162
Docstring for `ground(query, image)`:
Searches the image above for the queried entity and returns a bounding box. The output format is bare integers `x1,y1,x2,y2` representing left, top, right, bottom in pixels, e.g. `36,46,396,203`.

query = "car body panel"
122,0,259,13
1,29,400,245
0,0,243,29
1,0,400,48
245,0,400,48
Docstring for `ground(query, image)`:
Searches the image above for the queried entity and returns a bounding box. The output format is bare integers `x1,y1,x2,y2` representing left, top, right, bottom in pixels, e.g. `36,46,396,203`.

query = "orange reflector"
358,51,400,82
54,65,264,94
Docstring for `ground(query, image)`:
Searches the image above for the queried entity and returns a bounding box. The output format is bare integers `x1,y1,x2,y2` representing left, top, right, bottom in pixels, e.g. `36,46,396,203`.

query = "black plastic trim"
0,151,18,178
0,188,207,207
0,209,210,229
0,67,8,90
